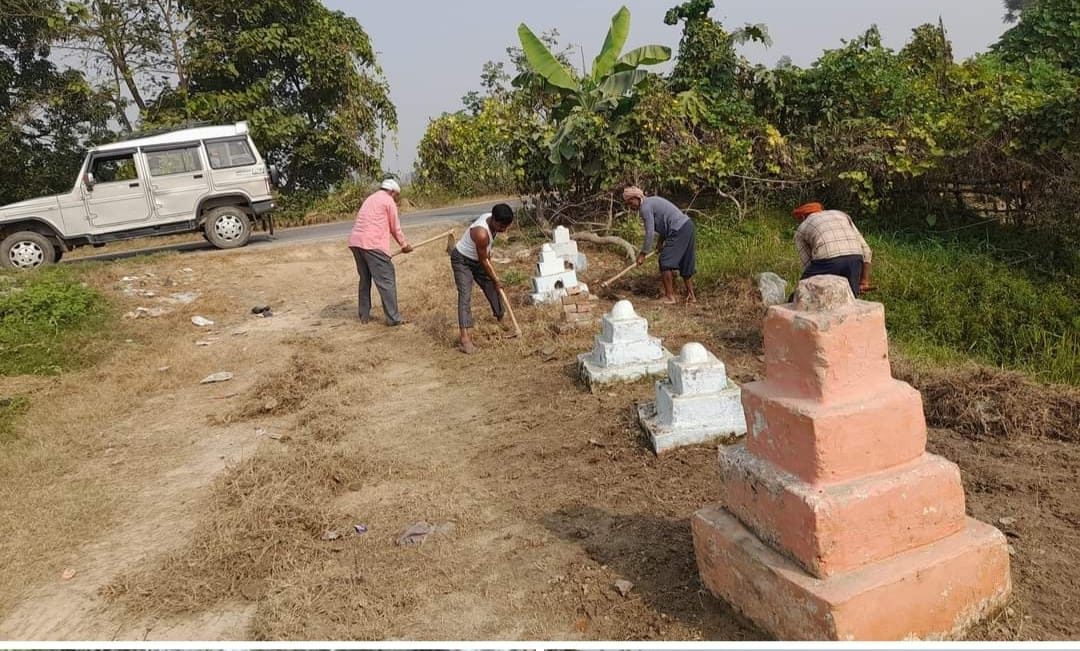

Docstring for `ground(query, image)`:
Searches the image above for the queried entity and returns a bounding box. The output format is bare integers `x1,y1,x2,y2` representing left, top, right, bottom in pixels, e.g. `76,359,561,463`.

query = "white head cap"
380,178,401,193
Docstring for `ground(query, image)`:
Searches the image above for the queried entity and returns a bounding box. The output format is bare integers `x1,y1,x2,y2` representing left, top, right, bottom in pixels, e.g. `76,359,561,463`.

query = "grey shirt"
639,196,690,254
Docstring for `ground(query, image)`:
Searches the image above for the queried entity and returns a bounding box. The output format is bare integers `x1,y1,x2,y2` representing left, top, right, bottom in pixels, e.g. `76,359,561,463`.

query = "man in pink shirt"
347,179,412,325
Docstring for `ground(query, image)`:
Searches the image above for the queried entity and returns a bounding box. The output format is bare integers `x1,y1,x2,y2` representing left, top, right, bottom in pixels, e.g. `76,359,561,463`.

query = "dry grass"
0,251,298,620
103,439,368,615
893,358,1080,442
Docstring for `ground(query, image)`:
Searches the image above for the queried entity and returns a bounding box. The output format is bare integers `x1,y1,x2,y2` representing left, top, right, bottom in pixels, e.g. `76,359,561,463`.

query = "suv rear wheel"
1,231,56,270
203,206,252,249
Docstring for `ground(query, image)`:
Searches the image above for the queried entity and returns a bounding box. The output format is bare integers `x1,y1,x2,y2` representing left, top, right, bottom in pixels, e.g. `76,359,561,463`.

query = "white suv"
0,121,279,269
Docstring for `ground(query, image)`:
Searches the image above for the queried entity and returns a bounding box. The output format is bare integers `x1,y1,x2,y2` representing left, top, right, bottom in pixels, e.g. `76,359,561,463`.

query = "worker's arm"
637,205,656,265
859,261,873,292
794,222,812,268
852,219,873,292
388,201,411,253
472,227,501,290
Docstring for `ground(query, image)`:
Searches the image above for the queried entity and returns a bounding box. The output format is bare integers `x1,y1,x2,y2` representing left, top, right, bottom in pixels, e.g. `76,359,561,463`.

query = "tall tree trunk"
155,0,188,93
107,41,146,110
112,67,133,132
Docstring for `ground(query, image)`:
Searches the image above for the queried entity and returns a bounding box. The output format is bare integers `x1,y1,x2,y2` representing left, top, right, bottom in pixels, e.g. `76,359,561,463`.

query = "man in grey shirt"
623,186,697,304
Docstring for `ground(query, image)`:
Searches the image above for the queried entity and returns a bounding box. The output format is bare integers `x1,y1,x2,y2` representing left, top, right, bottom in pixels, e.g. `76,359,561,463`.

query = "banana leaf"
598,69,648,99
613,45,672,72
517,23,578,92
590,6,630,83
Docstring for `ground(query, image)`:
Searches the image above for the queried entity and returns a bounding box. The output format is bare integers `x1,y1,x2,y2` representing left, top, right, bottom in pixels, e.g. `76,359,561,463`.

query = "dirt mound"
894,360,1080,442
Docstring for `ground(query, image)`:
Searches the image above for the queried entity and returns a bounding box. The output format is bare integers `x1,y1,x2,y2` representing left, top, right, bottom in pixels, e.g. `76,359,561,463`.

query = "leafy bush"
0,268,109,375
414,100,516,196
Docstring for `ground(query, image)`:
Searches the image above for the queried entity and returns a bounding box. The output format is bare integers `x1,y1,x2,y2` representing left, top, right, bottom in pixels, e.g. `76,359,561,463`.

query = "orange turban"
793,202,824,220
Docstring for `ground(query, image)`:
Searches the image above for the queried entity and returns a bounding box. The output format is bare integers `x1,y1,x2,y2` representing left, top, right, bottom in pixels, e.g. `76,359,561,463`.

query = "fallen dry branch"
571,232,636,262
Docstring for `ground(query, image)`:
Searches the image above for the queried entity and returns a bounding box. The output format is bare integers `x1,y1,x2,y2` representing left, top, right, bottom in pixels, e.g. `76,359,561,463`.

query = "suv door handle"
193,174,203,179
129,182,140,188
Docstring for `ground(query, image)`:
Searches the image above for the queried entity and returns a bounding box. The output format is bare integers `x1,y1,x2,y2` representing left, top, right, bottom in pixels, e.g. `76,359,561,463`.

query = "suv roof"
92,122,252,154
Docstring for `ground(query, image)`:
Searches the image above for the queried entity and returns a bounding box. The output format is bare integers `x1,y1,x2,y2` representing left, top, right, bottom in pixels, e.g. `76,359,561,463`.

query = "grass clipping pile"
893,360,1080,442
103,441,367,614
104,337,388,619
226,349,339,422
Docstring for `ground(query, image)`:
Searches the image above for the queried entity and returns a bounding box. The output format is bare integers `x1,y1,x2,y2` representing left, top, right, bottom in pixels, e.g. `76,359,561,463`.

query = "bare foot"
660,296,677,305
686,295,698,304
459,340,476,354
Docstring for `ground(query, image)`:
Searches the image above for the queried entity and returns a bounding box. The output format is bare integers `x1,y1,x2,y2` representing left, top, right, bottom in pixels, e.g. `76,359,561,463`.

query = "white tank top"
455,213,494,261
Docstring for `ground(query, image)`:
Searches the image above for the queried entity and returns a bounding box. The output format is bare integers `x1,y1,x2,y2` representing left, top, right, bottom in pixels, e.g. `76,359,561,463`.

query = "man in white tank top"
450,203,514,354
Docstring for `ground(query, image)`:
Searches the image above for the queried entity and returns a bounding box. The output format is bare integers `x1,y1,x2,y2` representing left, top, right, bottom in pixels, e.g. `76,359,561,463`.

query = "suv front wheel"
203,206,252,249
1,231,56,270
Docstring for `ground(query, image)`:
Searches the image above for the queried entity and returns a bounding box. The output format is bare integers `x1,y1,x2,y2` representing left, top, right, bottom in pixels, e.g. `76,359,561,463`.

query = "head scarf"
380,178,401,193
622,186,646,202
793,202,824,220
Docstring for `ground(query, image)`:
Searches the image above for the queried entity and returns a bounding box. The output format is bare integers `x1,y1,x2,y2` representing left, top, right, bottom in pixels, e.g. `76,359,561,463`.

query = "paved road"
69,199,516,265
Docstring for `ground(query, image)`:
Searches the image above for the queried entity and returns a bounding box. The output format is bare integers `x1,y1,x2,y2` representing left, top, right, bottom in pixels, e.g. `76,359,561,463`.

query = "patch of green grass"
693,209,1079,385
0,396,29,443
0,267,111,376
500,269,528,287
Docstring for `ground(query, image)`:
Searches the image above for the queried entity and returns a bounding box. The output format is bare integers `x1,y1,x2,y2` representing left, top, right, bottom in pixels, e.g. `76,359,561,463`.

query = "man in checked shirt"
792,202,873,297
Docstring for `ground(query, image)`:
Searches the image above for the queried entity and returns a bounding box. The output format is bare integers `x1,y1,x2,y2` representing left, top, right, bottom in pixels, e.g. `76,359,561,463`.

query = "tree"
516,6,671,191
59,0,190,129
148,0,397,193
995,0,1080,72
664,0,770,96
1003,0,1036,22
414,100,516,196
1,0,113,205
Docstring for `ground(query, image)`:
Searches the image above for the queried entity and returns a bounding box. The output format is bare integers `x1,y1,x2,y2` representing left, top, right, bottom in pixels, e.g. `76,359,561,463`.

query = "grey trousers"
350,247,401,324
450,249,503,328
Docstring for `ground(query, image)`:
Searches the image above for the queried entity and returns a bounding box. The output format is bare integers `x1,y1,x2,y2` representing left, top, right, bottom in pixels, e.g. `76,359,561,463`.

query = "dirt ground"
0,221,1077,641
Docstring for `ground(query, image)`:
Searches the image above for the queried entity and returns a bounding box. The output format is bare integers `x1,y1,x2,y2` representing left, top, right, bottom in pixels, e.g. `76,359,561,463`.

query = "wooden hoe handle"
498,288,522,337
391,229,454,258
601,252,655,287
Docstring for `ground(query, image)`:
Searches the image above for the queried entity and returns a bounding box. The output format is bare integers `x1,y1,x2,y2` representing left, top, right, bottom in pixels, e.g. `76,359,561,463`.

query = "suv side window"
205,138,256,169
91,153,139,183
146,146,202,176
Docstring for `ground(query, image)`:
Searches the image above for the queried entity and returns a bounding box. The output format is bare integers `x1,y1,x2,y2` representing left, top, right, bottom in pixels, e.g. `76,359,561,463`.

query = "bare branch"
571,232,636,262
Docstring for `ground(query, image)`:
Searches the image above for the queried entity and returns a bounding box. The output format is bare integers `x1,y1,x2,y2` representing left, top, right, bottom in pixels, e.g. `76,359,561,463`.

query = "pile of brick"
557,285,599,333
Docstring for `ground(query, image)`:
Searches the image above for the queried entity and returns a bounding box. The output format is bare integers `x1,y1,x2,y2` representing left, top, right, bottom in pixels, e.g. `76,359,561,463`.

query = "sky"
330,1,1014,175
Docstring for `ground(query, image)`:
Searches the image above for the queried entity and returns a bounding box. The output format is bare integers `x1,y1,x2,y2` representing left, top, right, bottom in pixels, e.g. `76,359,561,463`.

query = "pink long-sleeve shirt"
347,190,407,255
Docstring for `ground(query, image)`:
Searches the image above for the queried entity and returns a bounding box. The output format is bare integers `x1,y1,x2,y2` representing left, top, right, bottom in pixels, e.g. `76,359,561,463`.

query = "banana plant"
517,7,669,113
516,6,671,185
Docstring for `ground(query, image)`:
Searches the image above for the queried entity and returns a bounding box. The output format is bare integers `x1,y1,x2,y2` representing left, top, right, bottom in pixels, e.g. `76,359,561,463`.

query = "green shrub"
500,269,528,287
872,234,1078,384
0,268,109,375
